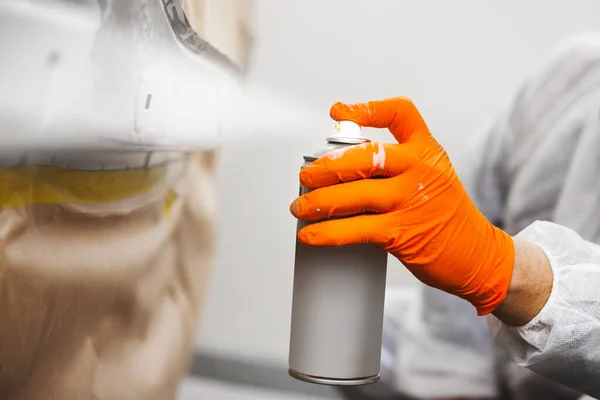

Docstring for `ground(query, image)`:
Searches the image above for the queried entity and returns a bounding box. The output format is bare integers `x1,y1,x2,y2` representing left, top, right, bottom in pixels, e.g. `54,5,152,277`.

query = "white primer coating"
417,182,429,200
372,143,386,169
325,142,368,160
325,146,351,160
0,0,243,151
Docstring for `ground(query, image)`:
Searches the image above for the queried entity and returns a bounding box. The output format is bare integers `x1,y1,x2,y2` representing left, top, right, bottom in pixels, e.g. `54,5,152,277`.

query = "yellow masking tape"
0,165,168,209
163,188,179,218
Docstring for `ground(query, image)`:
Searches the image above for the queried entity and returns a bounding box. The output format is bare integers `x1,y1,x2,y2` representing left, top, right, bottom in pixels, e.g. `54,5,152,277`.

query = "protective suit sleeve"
488,221,600,398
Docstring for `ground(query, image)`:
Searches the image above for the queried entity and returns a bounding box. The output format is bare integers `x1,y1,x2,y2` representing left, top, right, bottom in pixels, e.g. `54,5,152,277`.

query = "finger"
291,177,403,221
300,142,417,189
330,97,429,143
298,213,392,248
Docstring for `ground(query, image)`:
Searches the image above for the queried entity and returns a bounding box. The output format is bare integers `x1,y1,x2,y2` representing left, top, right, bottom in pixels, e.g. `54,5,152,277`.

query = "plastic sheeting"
0,151,217,399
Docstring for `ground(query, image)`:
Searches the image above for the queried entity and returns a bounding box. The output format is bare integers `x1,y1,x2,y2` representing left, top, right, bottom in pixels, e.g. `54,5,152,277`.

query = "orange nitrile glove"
290,97,515,315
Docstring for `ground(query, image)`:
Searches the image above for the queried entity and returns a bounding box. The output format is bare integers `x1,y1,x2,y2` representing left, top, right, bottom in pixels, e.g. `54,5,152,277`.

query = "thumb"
330,97,430,144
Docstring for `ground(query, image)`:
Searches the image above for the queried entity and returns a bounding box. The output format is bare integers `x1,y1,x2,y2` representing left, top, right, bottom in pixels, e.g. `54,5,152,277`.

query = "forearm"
493,238,554,326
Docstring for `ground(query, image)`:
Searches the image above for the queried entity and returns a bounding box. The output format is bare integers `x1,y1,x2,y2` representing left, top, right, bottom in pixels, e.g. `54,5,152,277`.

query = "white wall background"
195,0,600,365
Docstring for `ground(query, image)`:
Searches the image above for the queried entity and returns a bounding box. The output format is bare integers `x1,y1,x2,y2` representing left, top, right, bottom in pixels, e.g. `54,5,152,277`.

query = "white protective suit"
381,33,600,399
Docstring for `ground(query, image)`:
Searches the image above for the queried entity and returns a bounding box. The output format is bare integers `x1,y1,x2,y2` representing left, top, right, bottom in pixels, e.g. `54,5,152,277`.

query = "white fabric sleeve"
488,221,600,398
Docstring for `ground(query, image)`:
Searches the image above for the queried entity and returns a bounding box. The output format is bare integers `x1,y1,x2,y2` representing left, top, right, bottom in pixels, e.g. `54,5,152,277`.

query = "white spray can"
288,121,388,386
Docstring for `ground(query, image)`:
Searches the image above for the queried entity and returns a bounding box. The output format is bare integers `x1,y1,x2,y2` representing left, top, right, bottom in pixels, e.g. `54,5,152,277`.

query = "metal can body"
288,139,388,386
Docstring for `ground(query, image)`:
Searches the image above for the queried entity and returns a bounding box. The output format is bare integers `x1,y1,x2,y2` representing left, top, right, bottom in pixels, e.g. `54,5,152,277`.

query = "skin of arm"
493,238,554,327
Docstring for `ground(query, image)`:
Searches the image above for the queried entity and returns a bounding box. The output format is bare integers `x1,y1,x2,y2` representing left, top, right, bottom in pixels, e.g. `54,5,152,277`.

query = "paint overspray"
288,121,388,386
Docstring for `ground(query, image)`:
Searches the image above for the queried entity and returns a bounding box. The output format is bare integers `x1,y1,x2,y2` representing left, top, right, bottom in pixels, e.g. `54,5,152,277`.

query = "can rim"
288,368,380,386
326,136,370,145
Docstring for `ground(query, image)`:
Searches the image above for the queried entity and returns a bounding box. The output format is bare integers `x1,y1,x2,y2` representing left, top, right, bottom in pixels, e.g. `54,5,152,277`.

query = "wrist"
469,223,515,316
492,238,553,326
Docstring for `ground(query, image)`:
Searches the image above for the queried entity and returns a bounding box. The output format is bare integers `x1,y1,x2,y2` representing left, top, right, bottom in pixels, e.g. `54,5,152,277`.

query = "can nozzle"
328,120,364,143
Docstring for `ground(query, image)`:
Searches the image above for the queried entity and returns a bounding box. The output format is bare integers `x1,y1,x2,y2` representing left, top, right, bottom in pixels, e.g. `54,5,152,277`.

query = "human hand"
290,97,515,315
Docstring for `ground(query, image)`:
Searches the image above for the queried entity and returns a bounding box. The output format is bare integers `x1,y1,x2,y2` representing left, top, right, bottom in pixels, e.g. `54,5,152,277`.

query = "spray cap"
327,120,366,144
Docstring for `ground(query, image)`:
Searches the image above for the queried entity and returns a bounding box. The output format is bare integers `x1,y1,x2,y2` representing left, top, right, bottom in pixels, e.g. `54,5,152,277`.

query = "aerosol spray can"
288,121,388,386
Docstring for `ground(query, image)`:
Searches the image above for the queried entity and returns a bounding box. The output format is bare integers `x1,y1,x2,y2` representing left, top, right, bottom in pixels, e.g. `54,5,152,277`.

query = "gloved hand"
290,97,515,315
